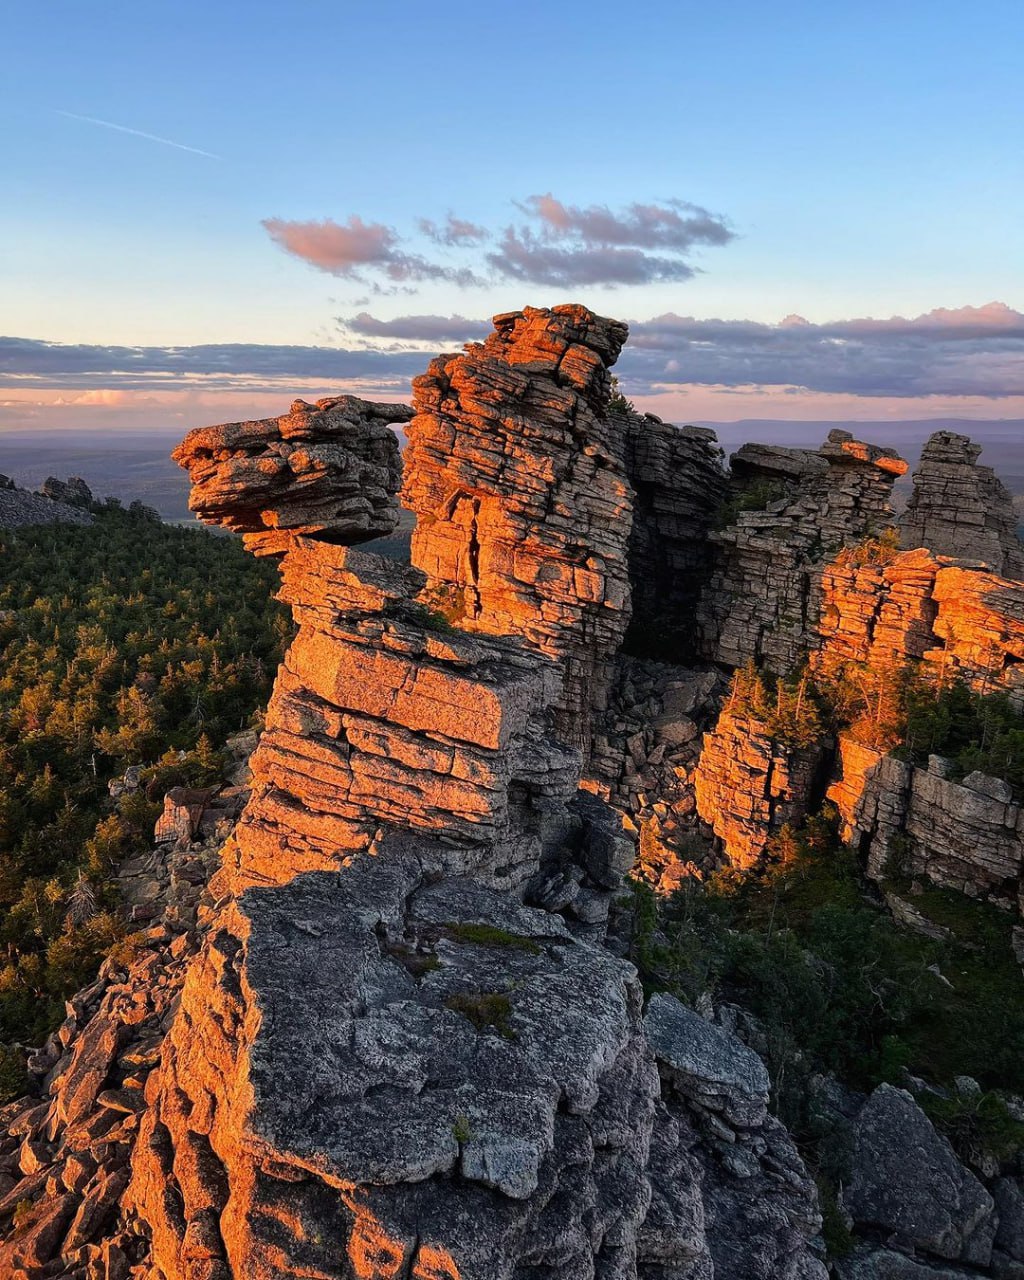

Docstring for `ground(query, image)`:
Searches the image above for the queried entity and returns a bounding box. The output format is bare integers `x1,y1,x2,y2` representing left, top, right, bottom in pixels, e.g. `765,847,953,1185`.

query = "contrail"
55,109,220,159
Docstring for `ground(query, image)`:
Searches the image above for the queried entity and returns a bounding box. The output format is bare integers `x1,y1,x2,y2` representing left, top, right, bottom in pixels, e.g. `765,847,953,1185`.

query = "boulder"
846,1084,996,1265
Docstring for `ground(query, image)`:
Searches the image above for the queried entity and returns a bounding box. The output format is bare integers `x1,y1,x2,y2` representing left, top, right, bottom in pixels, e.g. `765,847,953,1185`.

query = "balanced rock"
172,393,410,548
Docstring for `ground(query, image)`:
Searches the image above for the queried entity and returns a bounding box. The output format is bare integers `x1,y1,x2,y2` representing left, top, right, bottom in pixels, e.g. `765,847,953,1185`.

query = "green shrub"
714,478,790,529
444,922,541,954
445,991,515,1039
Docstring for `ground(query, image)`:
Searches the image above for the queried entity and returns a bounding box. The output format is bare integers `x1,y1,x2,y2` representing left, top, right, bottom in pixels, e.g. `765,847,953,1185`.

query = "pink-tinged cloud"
261,216,483,286
262,216,398,276
521,194,734,251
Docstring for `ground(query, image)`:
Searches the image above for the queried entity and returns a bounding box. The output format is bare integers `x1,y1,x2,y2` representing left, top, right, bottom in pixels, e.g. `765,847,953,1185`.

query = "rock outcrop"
846,1085,997,1268
900,431,1024,578
694,704,826,870
0,738,253,1279
402,305,634,749
816,546,1024,706
829,741,1024,909
41,476,93,509
0,477,94,529
27,310,1024,1277
111,308,826,1279
699,430,907,673
586,658,722,890
172,395,409,548
615,414,727,656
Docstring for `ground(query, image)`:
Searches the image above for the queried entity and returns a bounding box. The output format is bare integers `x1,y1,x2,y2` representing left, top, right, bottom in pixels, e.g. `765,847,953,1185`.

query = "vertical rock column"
402,304,635,751
900,430,1024,577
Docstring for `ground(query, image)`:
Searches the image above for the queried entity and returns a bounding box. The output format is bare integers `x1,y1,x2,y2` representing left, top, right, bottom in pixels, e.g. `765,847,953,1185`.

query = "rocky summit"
0,474,95,529
4,303,1024,1279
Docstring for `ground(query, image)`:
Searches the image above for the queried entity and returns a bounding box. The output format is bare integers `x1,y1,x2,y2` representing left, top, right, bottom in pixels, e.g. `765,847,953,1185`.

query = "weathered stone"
900,430,1024,577
41,475,94,508
847,1084,996,1265
699,429,907,672
645,994,769,1129
172,394,409,546
153,787,215,845
402,304,634,749
694,704,825,869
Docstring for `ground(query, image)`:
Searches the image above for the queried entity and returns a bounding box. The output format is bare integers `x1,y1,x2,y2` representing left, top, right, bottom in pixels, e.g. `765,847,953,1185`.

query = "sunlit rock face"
698,429,908,673
133,851,661,1280
402,304,634,751
900,429,1024,578
694,704,826,869
172,394,410,547
5,305,827,1280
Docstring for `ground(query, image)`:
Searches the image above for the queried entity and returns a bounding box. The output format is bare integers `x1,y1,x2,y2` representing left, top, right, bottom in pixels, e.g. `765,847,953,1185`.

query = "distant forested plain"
2,419,1023,525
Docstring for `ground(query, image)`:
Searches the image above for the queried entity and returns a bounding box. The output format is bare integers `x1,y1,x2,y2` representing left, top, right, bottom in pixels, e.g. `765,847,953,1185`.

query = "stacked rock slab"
120,323,827,1279
401,304,634,751
694,704,825,869
899,430,1024,578
698,430,907,673
172,394,410,546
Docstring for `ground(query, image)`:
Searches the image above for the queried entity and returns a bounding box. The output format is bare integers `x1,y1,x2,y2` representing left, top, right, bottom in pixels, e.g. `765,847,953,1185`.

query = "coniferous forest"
0,502,288,1058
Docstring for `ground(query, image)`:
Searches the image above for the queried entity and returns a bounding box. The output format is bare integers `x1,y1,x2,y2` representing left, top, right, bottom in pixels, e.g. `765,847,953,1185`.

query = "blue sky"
2,0,1022,429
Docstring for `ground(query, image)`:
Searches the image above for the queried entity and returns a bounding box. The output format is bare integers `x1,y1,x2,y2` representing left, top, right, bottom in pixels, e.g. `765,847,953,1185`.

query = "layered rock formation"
40,476,93,509
828,741,1024,910
111,309,827,1279
614,414,727,655
899,430,1024,578
694,705,826,870
402,305,634,749
172,395,409,548
815,547,1024,705
699,430,907,673
0,736,254,1278
15,314,1024,1278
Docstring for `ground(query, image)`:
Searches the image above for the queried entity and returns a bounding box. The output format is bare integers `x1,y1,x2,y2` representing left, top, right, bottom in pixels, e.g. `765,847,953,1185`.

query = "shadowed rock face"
900,430,1024,578
172,394,410,547
402,304,635,750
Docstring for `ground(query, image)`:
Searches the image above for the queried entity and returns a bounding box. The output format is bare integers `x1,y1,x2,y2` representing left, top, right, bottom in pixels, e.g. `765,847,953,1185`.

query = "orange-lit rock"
694,706,825,869
172,394,409,546
402,305,634,749
699,429,907,672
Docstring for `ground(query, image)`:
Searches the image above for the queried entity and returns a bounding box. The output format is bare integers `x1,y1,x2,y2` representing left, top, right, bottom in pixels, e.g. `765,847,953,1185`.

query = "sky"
2,0,1023,436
